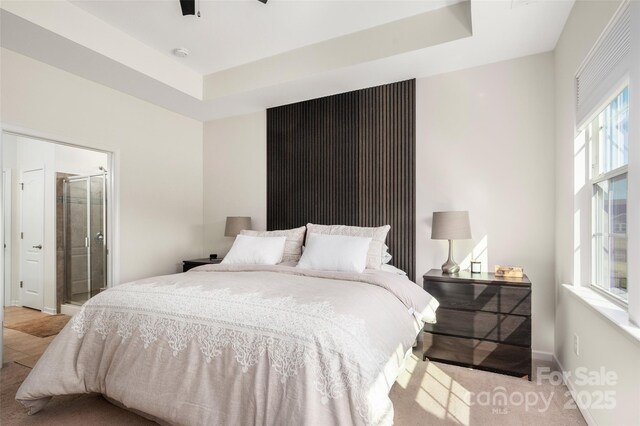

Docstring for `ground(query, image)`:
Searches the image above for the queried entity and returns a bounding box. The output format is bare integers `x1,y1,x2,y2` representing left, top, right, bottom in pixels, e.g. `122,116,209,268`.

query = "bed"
16,262,437,425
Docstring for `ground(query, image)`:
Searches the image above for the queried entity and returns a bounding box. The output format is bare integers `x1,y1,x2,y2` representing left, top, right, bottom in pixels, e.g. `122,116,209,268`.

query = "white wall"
554,1,640,424
202,54,556,354
1,48,204,285
203,111,267,256
54,144,107,176
416,53,557,354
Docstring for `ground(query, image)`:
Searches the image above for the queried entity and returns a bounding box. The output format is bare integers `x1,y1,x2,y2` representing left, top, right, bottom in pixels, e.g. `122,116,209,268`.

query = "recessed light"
173,48,190,58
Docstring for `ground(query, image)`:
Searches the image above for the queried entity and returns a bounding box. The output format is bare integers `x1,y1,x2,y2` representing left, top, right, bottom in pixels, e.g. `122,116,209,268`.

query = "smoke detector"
173,48,190,58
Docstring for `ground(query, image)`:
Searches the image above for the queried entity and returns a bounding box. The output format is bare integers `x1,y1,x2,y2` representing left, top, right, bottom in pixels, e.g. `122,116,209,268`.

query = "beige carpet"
1,362,155,426
392,354,586,425
1,353,585,425
4,315,71,338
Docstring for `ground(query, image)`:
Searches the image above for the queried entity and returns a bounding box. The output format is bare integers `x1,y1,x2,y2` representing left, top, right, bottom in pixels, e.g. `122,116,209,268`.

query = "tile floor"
3,307,56,368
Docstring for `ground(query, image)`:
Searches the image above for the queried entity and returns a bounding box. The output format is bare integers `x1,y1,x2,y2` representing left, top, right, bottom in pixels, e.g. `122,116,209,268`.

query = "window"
589,87,629,301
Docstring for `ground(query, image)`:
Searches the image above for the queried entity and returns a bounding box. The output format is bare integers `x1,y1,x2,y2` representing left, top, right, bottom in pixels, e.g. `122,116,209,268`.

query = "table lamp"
431,211,472,274
224,216,252,237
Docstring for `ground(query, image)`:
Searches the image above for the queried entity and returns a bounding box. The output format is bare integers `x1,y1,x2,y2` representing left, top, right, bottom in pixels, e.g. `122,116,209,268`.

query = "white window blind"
576,1,631,128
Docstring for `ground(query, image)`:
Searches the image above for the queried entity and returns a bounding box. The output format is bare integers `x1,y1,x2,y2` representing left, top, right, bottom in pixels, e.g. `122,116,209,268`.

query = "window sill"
562,284,640,347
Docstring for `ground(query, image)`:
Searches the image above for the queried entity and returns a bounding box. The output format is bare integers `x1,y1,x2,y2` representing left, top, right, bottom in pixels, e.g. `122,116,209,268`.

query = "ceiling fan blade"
180,0,264,17
180,0,195,16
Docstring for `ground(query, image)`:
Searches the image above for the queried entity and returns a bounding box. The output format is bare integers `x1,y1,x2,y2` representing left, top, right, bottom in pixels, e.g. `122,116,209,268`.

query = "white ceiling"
0,0,575,121
71,0,462,74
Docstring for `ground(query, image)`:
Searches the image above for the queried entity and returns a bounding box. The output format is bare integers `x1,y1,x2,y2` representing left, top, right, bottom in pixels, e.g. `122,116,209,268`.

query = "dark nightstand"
422,269,532,380
183,258,223,272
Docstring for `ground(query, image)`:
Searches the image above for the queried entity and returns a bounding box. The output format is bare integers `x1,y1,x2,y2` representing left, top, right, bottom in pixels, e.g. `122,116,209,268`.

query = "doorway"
2,131,112,368
2,133,111,312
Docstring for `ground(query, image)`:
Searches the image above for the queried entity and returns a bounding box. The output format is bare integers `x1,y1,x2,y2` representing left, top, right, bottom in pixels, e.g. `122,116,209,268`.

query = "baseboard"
532,350,554,361
42,306,58,315
553,354,597,426
10,300,21,307
60,304,82,316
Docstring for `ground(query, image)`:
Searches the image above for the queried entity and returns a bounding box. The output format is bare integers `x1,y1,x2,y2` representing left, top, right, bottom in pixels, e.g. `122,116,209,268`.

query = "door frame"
3,169,11,307
0,124,119,369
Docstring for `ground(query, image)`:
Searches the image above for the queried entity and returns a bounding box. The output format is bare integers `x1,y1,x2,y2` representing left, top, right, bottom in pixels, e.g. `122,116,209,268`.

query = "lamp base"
441,239,460,274
441,259,460,274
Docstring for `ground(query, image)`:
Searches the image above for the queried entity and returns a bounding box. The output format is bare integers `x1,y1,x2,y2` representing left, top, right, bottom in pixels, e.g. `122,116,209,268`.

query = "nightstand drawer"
424,280,531,315
424,334,531,378
424,308,531,346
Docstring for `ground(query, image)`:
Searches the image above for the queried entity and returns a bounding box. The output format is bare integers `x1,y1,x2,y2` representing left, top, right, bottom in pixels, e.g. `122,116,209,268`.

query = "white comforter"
16,264,438,425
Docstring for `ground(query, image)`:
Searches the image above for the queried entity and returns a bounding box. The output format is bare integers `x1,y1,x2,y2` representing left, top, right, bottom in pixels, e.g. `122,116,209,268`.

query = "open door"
20,168,44,310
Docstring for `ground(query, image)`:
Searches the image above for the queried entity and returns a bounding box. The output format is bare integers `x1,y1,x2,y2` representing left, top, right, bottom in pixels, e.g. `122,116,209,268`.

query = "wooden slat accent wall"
267,79,415,280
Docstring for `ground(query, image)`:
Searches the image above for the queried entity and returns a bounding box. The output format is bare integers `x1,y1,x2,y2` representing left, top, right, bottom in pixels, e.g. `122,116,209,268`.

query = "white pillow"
240,226,305,263
297,233,372,273
305,223,390,269
222,235,287,265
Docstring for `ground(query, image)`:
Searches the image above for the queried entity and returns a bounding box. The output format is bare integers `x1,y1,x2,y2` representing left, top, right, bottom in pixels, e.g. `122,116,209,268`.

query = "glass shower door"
66,178,89,304
64,174,107,305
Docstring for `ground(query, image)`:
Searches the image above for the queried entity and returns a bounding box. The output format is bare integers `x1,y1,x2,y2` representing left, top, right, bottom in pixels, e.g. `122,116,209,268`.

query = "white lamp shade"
224,216,252,237
431,211,471,240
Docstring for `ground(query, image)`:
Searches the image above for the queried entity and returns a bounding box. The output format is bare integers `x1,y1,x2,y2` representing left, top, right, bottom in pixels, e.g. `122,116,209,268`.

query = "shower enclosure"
63,173,107,305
